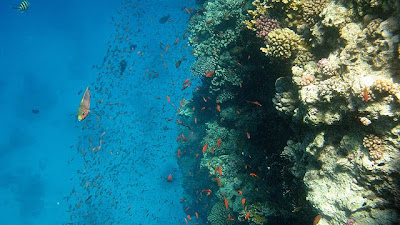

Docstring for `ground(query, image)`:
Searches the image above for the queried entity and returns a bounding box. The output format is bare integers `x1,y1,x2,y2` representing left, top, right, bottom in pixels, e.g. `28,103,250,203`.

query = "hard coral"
302,0,327,24
207,202,231,225
190,56,216,77
254,16,281,42
362,134,385,161
260,28,301,59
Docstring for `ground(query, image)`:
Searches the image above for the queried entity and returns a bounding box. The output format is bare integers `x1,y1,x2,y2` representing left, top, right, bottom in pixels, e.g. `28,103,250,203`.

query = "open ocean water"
0,0,195,224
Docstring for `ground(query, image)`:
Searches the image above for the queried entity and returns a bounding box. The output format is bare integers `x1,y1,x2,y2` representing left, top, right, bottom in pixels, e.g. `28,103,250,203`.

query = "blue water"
0,0,196,224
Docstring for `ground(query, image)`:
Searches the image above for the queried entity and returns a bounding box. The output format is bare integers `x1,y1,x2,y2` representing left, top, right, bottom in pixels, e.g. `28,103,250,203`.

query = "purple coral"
255,16,280,42
347,218,356,225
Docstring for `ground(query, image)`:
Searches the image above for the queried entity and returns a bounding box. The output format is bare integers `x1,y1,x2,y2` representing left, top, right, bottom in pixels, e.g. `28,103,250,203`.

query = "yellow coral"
260,28,301,59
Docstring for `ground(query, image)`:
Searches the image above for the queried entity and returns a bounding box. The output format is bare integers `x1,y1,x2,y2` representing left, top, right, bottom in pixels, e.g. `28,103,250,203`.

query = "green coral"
260,28,301,59
207,202,232,225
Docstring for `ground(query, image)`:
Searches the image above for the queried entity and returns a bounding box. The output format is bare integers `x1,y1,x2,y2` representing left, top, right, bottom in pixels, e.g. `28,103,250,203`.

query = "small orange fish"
210,147,214,154
201,189,212,195
165,44,170,52
245,212,250,220
184,218,188,225
216,177,221,187
246,100,262,106
174,38,180,45
202,143,208,153
206,20,214,24
195,212,199,219
167,174,172,182
214,166,218,174
183,79,190,85
224,196,228,209
183,32,188,39
166,95,170,103
227,214,234,221
363,88,370,102
217,138,221,148
219,165,222,176
237,190,243,195
177,149,181,158
194,118,197,124
205,70,214,77
193,36,198,42
77,86,90,121
187,215,192,221
241,198,246,207
202,96,207,102
246,132,251,139
250,173,259,178
313,215,322,225
216,105,221,112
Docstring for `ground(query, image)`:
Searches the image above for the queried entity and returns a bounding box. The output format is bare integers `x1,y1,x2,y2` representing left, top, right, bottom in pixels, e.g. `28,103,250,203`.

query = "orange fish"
246,100,262,106
224,196,228,209
363,88,370,102
216,177,221,187
217,138,221,148
174,38,180,45
227,214,234,221
183,79,190,85
210,147,214,154
201,189,212,195
195,212,199,219
202,96,207,102
167,174,172,182
250,173,259,178
177,149,181,158
194,118,197,124
219,165,222,176
216,105,221,112
77,86,90,121
241,198,246,207
184,218,188,225
205,70,214,77
246,132,251,139
245,212,250,220
187,215,192,221
214,166,218,174
313,215,322,225
165,44,170,52
202,143,208,153
166,95,170,103
237,190,243,195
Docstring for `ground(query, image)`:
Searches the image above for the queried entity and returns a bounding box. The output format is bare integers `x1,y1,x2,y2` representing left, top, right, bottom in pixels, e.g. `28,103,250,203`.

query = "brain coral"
260,28,301,59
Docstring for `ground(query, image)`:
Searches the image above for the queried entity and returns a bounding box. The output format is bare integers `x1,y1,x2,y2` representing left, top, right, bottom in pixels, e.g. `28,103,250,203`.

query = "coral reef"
207,202,232,225
260,28,301,59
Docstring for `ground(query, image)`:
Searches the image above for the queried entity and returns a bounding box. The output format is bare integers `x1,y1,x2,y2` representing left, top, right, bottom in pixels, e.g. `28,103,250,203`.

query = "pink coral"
300,74,315,86
255,16,280,42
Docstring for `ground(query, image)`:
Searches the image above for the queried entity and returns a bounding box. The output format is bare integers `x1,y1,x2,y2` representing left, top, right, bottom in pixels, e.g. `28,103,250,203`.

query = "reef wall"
178,0,400,224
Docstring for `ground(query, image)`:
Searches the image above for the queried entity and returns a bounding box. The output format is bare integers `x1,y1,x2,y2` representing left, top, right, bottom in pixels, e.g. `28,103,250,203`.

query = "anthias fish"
77,87,90,121
15,1,29,11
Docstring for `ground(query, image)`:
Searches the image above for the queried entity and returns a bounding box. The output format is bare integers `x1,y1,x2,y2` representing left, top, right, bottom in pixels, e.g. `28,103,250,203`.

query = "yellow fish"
77,87,90,121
